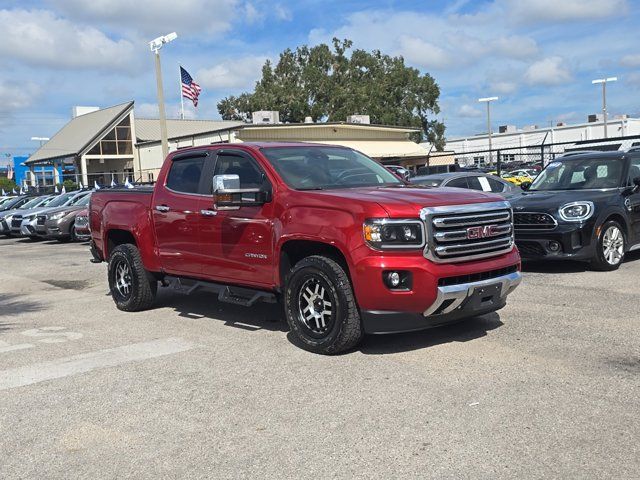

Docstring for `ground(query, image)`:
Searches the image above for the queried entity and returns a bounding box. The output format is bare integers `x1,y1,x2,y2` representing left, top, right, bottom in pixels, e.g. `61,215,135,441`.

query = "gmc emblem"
466,224,501,240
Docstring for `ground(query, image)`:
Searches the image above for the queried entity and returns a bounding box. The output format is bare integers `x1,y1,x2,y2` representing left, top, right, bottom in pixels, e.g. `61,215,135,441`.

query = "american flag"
181,66,202,107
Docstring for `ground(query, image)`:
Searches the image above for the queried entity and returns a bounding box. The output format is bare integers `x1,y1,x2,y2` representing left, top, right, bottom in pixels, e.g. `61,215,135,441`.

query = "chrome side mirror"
213,174,240,193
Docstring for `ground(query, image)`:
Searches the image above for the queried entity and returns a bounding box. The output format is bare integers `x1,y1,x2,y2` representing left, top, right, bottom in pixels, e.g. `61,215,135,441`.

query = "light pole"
30,136,50,187
478,96,498,165
149,32,178,160
592,77,617,139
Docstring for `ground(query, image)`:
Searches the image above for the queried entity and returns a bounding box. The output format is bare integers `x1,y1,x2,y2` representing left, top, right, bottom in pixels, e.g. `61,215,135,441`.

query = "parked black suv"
511,151,640,270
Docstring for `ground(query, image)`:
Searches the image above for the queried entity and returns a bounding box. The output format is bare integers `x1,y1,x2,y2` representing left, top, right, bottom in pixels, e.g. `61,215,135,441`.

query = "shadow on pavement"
522,250,640,274
154,288,288,333
521,260,588,273
359,313,503,355
0,293,45,318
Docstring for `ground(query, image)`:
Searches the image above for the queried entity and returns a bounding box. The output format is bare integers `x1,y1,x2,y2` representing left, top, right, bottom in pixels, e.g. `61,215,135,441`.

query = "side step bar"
163,276,277,307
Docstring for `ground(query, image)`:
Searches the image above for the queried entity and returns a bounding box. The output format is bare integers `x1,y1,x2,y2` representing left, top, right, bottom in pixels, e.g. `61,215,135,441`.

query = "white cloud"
398,36,453,69
274,4,292,21
525,57,572,86
490,81,518,94
0,80,40,114
621,54,640,68
135,102,197,119
47,0,239,37
0,9,136,71
197,56,268,90
457,104,483,118
502,0,628,24
492,35,538,59
244,2,262,24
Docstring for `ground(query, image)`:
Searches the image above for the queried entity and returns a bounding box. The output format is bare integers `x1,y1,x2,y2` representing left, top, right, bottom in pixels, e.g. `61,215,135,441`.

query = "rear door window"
166,156,206,194
487,177,508,193
446,177,469,189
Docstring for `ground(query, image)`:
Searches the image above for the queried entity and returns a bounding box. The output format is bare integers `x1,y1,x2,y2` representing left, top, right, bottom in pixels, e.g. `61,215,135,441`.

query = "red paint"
90,143,521,313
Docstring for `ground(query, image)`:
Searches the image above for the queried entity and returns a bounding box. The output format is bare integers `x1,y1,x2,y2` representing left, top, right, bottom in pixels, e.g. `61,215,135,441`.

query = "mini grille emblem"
466,224,501,240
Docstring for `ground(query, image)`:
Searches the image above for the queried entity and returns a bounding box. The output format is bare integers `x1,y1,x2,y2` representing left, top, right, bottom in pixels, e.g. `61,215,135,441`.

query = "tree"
0,176,17,192
218,38,446,150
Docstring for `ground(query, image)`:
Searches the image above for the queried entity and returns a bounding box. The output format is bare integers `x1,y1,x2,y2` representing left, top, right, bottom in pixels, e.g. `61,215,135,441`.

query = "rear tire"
284,255,363,354
108,243,157,311
591,220,625,271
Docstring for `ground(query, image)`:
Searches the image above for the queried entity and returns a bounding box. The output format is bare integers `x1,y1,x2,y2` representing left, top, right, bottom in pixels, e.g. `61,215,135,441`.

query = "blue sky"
1,0,640,157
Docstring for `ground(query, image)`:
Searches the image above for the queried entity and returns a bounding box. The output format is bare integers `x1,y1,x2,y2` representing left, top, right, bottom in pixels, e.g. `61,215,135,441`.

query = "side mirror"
520,181,532,191
212,174,269,210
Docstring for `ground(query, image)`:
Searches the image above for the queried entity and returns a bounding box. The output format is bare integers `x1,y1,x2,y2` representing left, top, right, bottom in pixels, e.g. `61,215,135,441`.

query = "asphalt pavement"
0,236,638,479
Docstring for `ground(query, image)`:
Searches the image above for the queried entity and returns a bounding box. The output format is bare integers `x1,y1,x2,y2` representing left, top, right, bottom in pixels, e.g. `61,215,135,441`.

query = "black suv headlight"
363,219,425,250
558,201,594,222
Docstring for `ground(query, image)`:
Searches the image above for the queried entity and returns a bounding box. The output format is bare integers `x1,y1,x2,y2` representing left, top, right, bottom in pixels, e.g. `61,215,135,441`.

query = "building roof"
26,102,134,165
239,122,420,133
135,118,244,144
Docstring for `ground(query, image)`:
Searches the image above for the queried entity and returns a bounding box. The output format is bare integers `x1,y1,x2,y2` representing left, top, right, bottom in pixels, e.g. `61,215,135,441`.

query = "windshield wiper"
297,187,325,191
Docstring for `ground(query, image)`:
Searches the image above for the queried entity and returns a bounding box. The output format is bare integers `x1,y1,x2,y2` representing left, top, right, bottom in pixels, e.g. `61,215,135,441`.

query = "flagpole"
179,64,185,120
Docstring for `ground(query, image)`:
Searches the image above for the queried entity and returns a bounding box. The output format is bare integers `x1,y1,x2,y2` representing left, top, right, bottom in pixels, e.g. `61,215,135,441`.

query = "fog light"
548,241,561,252
388,271,401,287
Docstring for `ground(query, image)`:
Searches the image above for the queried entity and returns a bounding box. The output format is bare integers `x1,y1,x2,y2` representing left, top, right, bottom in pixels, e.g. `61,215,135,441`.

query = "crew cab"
90,143,522,354
512,151,640,270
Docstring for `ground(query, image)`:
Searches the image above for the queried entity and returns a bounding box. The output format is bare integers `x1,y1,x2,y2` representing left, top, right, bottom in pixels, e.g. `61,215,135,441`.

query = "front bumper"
515,221,596,261
0,217,12,234
361,271,521,334
20,219,38,237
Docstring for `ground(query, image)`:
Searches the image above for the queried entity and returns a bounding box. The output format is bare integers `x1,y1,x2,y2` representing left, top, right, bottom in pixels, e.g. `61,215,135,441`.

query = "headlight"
558,201,594,222
48,212,67,220
24,214,35,220
363,219,425,250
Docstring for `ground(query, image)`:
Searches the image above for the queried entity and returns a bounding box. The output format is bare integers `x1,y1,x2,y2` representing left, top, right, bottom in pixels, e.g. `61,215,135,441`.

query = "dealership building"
23,102,449,186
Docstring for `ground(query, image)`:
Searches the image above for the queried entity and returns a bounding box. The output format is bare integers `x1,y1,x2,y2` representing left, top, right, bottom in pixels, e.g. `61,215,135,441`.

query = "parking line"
0,337,194,391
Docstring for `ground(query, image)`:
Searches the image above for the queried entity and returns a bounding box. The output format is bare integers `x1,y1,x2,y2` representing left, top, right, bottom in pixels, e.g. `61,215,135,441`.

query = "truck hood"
309,186,504,217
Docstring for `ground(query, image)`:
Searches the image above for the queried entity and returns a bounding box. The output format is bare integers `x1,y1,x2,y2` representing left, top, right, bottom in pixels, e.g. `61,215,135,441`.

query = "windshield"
412,177,443,187
75,194,91,206
46,193,75,208
21,197,45,209
530,157,624,191
261,146,402,190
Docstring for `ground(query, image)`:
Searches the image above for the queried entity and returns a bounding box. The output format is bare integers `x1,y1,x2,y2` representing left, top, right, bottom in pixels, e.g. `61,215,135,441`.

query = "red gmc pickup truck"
90,143,522,354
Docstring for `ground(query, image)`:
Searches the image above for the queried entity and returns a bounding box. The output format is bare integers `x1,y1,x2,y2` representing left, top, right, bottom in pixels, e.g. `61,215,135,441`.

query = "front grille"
516,240,546,257
514,212,557,231
421,201,514,263
438,265,519,287
37,215,46,226
11,216,22,228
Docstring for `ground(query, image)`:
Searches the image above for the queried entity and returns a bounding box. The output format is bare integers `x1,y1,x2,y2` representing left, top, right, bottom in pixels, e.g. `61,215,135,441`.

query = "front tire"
591,220,625,271
284,255,363,354
108,243,157,311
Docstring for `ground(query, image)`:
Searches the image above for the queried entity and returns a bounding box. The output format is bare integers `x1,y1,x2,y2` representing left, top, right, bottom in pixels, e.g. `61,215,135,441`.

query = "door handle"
200,209,218,217
155,205,170,212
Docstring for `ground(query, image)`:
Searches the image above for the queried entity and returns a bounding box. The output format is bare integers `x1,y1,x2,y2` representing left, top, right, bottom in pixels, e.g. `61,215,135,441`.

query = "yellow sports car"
489,171,531,186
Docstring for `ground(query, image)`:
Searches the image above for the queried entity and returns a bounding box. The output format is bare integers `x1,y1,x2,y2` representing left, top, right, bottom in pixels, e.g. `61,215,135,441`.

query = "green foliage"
0,176,17,192
61,180,78,190
218,38,446,150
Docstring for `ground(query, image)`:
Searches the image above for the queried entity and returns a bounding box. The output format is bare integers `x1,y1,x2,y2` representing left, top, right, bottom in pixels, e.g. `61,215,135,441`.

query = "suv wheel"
284,255,363,354
592,220,625,271
69,223,78,242
108,243,157,311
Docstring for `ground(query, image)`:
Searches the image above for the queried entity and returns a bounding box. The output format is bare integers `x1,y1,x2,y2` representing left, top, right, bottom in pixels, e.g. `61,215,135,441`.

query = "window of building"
86,116,133,156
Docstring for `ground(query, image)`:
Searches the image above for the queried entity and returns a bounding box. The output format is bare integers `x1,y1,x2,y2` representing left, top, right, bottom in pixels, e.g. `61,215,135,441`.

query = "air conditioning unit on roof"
347,115,370,124
252,111,280,125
